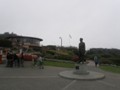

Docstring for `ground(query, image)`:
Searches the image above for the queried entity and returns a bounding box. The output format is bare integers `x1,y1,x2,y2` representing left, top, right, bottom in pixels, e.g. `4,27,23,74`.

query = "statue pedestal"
59,63,105,80
74,63,89,75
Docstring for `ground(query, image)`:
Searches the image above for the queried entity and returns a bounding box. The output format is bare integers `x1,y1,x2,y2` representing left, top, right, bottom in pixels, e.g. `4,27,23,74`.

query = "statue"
78,38,86,64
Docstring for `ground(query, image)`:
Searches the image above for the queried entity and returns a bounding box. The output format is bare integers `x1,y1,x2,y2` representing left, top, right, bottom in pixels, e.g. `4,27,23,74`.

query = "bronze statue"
78,38,86,64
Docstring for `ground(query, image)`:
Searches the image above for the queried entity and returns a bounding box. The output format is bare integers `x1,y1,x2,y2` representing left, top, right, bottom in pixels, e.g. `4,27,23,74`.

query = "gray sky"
0,0,120,49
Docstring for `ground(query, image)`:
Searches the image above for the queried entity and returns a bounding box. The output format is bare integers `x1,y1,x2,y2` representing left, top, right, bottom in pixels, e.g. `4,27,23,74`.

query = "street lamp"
59,37,62,47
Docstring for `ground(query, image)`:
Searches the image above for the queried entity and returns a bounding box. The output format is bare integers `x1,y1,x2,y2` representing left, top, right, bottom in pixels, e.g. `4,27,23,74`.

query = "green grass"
44,60,120,74
100,65,120,74
44,60,74,68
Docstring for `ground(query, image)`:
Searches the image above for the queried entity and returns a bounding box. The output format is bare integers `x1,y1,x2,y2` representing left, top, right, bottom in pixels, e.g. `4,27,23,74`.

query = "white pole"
59,37,62,47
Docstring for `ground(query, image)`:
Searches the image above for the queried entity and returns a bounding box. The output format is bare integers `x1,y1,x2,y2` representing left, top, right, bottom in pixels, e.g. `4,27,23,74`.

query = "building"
7,35,43,49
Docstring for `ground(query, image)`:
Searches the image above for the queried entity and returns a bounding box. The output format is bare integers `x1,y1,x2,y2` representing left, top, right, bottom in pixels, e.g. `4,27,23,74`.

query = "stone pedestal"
73,64,89,75
59,63,105,80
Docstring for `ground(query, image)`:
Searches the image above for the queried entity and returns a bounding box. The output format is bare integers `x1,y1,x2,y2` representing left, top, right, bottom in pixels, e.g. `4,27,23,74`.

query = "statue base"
59,62,105,80
74,63,89,75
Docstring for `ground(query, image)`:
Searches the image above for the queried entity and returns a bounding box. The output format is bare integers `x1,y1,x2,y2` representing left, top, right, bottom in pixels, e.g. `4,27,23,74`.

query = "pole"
69,34,72,47
59,37,62,47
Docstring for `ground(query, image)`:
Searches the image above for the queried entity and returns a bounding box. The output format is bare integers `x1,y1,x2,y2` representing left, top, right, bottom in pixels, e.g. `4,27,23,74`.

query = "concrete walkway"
0,61,120,90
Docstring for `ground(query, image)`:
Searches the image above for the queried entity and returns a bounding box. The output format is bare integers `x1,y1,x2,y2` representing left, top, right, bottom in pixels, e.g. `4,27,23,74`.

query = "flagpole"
59,37,62,47
69,38,71,47
69,34,72,47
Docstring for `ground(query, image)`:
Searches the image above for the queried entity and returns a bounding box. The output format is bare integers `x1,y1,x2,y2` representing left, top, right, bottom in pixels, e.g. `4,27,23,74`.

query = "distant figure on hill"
78,38,86,64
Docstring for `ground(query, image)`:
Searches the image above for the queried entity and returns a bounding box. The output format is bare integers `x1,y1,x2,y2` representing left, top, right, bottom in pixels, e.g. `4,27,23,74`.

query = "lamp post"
59,37,62,47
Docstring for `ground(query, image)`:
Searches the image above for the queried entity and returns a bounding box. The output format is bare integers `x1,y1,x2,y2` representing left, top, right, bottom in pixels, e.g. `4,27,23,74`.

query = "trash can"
0,55,2,64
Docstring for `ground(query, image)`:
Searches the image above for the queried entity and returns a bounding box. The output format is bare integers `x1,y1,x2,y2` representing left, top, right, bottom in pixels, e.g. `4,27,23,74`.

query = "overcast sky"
0,0,120,49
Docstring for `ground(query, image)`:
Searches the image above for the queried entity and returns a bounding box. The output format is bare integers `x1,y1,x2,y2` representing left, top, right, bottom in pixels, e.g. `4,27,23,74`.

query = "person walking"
94,56,99,67
32,55,38,67
37,55,44,69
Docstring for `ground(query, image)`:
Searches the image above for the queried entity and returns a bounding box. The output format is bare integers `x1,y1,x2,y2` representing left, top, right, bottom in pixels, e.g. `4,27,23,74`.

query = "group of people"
6,51,24,68
6,51,44,69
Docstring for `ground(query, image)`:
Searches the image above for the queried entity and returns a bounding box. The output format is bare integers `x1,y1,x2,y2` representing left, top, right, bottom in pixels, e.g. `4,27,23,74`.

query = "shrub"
109,58,120,66
46,50,55,55
54,54,72,60
100,58,113,65
72,55,79,62
0,39,12,47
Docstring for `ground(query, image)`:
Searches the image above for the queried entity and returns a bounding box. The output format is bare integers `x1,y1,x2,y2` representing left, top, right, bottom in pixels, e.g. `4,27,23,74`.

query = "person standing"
6,51,13,67
20,52,24,67
37,55,44,69
13,53,20,67
32,55,38,67
94,56,99,67
6,52,10,67
78,38,86,64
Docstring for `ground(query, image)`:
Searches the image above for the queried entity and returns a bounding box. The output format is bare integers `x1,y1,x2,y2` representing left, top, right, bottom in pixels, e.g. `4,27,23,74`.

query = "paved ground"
0,61,120,90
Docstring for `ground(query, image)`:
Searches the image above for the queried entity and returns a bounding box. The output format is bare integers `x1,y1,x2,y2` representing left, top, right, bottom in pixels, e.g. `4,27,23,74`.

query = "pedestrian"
20,52,24,67
94,56,99,67
6,51,13,67
13,53,20,67
32,55,38,67
37,55,44,69
6,52,10,67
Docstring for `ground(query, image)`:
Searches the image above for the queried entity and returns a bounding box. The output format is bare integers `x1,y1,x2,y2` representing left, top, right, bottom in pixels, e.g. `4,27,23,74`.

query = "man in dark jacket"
6,51,13,67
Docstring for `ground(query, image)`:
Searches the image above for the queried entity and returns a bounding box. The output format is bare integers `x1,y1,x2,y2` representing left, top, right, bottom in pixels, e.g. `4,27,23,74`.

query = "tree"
0,39,12,48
